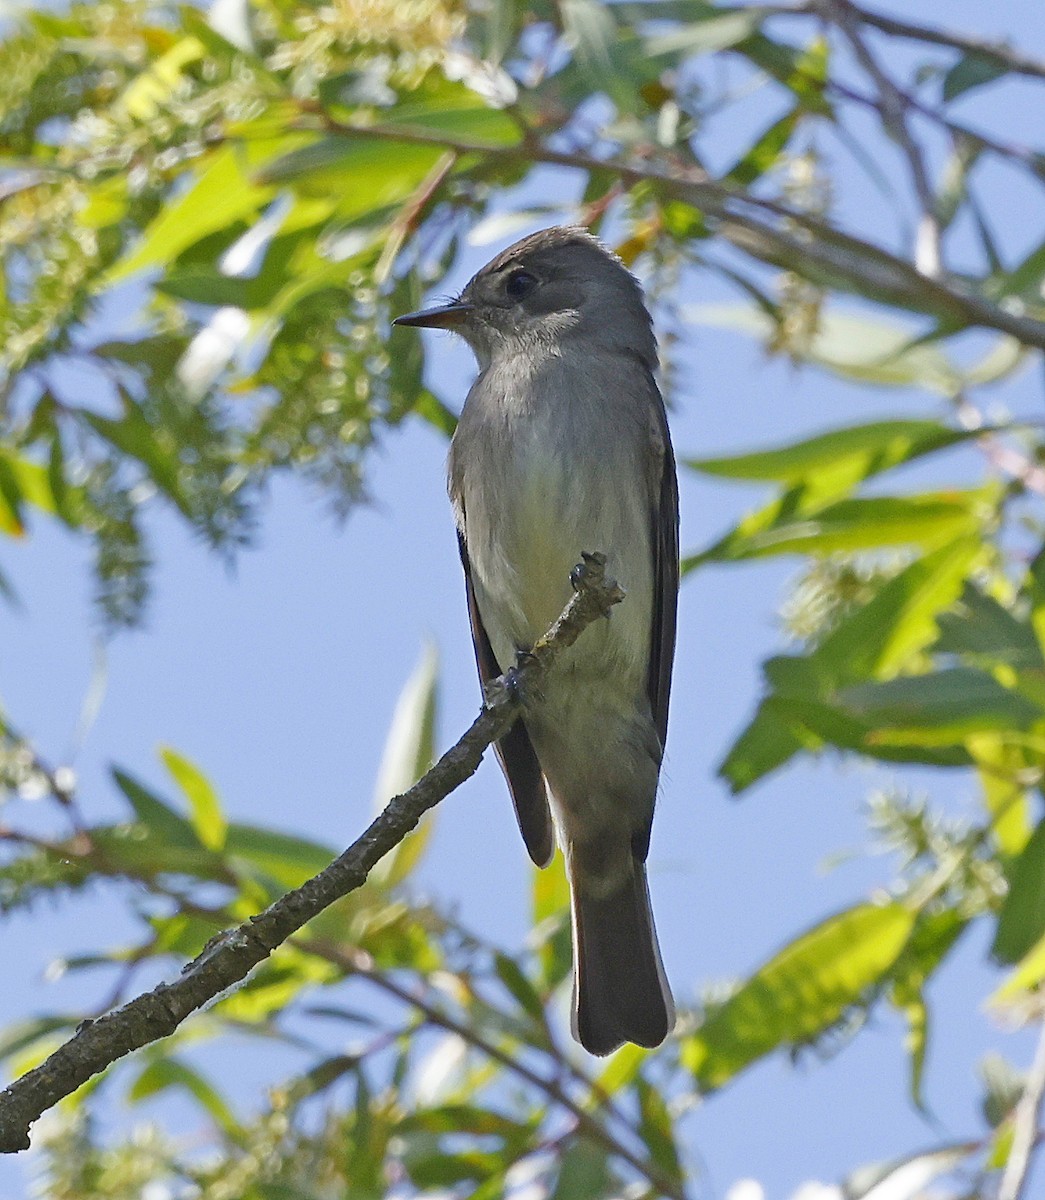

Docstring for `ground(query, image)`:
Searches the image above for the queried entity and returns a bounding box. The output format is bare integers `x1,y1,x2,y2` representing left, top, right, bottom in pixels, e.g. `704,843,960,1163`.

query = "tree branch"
823,73,1041,176
810,0,1045,84
827,0,942,276
295,106,1045,351
0,552,625,1155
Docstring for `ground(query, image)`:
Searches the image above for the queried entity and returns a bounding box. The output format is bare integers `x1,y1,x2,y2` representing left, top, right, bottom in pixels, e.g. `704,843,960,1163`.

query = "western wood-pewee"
395,226,679,1055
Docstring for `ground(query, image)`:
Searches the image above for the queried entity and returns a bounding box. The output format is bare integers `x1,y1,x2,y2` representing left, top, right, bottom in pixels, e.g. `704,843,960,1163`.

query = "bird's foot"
506,647,538,702
570,550,607,592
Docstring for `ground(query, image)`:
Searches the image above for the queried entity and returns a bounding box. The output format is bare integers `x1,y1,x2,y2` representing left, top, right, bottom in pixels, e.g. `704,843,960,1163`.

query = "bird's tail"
569,861,674,1056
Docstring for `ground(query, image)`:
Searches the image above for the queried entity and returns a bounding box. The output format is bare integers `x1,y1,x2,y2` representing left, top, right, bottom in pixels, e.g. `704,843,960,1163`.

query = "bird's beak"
393,301,474,329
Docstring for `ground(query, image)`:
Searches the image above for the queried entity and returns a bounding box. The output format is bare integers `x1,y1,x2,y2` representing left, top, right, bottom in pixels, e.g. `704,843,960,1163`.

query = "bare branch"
824,74,1041,176
0,553,624,1155
812,0,1045,84
825,0,941,276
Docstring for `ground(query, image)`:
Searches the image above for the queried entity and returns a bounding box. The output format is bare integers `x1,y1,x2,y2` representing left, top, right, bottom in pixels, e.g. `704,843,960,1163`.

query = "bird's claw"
571,550,607,592
505,647,537,701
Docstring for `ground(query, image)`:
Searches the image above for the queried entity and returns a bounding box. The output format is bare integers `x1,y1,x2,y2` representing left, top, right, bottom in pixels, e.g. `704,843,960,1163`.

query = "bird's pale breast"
452,354,654,689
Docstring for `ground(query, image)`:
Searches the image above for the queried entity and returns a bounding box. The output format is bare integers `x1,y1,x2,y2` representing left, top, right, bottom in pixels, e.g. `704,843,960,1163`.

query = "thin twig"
825,74,1041,175
999,1014,1045,1200
827,0,941,276
374,150,458,284
804,0,1045,84
0,553,625,1155
951,394,1045,497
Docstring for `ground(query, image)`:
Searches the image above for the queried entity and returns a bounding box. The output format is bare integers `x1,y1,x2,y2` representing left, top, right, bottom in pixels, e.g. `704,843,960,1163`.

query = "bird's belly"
467,445,652,688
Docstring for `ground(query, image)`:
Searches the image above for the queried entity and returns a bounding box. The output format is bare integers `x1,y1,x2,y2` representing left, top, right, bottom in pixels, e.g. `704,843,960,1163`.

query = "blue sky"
3,1,1045,1196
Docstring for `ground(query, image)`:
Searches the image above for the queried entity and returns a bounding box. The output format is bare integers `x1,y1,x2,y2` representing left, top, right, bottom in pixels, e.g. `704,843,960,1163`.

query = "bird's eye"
505,269,537,301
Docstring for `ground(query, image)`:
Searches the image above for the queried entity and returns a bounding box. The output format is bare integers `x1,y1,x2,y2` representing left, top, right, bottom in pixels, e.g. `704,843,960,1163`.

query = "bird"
394,226,679,1055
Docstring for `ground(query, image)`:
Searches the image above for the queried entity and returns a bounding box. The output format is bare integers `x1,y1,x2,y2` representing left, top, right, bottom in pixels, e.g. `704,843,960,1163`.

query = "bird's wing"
648,386,680,757
457,529,555,868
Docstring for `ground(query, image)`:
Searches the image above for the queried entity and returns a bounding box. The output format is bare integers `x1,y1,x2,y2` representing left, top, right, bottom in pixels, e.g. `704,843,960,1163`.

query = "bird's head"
394,226,656,372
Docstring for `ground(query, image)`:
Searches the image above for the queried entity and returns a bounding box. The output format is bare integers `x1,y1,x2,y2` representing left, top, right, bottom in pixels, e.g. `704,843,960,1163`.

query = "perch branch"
0,552,624,1155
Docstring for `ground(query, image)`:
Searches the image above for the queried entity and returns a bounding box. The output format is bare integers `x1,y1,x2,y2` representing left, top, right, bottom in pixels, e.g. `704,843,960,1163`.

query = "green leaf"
990,234,1045,306
150,911,224,958
255,137,445,218
398,1104,530,1138
682,903,916,1091
552,1140,614,1200
560,0,637,113
493,952,547,1027
687,491,984,567
723,108,801,187
640,10,763,58
636,1076,684,1185
413,390,459,437
967,733,1035,858
688,304,964,393
964,334,1026,385
224,824,336,891
718,696,813,793
156,267,252,308
889,909,968,1112
689,419,979,492
837,668,1042,746
81,395,191,518
979,1053,1026,1129
0,452,27,536
0,446,81,526
111,767,200,848
369,645,438,887
811,537,981,682
0,1016,77,1066
720,540,981,790
935,134,983,231
736,31,832,114
88,823,229,883
532,852,572,991
215,948,338,1021
722,690,971,790
844,1143,980,1200
377,77,522,147
387,270,433,421
128,1057,240,1135
106,142,281,282
160,746,227,852
120,35,205,121
942,53,1008,102
992,818,1045,964
45,429,85,528
934,585,1045,668
989,930,1045,1006
594,1042,647,1096
400,1145,506,1188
